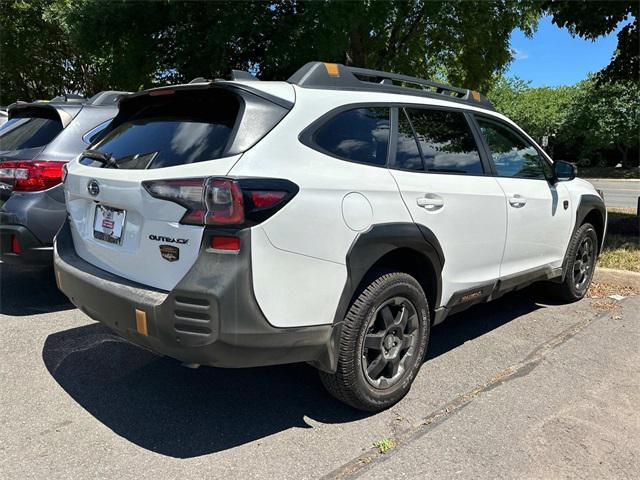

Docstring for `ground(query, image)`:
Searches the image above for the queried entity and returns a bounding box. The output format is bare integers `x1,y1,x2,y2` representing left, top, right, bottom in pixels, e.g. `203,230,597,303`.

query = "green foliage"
373,437,396,454
488,77,578,143
569,79,640,161
1,0,542,102
488,76,640,163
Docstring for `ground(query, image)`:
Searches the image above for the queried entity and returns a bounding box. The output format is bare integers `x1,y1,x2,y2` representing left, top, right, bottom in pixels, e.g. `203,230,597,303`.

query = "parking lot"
1,264,638,479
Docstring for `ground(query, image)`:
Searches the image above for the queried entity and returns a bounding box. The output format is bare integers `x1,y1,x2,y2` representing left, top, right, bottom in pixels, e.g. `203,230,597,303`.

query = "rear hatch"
0,104,78,197
64,83,291,291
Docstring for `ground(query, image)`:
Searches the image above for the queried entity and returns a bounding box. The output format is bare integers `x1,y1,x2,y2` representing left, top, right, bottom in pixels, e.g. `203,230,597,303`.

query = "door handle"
508,194,527,208
416,195,444,210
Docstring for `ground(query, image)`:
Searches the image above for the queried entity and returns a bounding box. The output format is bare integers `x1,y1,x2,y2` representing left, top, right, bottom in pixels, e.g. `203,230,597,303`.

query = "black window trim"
471,113,555,182
298,102,393,168
298,101,551,180
388,104,493,177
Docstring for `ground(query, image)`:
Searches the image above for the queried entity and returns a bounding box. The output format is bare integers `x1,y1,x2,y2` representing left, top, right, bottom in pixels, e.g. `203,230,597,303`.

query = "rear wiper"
82,149,119,169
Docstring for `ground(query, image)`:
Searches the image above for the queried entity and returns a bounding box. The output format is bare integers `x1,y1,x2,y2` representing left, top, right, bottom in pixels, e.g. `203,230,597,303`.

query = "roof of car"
130,62,495,113
287,62,495,111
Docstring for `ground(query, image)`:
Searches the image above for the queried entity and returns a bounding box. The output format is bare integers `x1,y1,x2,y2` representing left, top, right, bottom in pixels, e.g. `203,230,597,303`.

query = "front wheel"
319,271,430,412
555,223,598,302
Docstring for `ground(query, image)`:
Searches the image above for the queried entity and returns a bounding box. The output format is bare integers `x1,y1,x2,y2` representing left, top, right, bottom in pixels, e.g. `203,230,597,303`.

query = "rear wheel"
320,271,429,412
554,223,598,302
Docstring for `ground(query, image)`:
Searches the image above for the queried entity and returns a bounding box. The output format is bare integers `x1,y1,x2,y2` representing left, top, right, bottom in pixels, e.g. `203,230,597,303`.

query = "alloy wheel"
361,296,420,389
573,236,595,291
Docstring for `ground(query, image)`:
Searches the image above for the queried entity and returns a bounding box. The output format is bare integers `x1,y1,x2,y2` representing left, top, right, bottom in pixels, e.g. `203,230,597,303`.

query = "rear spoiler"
120,79,293,111
7,103,79,128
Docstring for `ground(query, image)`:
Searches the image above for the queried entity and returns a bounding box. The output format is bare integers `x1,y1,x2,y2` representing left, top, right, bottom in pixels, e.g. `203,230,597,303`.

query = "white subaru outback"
54,62,606,411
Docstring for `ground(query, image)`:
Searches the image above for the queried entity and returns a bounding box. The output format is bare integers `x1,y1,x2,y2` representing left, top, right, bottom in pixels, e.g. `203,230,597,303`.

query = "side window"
395,109,423,171
477,118,550,179
406,108,484,175
82,120,111,144
313,107,390,166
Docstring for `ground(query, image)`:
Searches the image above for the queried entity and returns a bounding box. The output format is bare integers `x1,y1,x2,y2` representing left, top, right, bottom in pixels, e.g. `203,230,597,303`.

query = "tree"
544,0,639,83
569,79,639,167
487,77,578,155
48,0,540,95
0,0,72,104
488,76,639,166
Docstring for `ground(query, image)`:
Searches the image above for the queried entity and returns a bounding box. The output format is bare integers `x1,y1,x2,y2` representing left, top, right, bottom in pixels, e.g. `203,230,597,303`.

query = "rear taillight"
0,161,67,192
142,177,297,227
211,235,241,251
205,178,244,225
11,235,22,254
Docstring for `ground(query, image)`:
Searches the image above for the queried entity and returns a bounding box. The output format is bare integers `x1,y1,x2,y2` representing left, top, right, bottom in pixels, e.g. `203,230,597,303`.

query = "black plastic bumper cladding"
54,220,335,371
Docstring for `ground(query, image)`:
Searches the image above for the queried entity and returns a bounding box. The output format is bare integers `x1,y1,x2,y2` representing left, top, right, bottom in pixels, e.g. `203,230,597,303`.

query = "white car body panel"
496,178,573,276
251,226,346,327
390,171,507,305
64,155,241,291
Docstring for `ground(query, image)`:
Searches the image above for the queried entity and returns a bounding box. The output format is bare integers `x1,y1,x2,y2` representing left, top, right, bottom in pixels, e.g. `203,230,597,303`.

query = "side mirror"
553,160,577,182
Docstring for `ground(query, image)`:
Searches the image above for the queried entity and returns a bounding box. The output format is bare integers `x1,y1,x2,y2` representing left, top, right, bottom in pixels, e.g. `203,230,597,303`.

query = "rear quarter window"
0,117,64,151
310,107,390,166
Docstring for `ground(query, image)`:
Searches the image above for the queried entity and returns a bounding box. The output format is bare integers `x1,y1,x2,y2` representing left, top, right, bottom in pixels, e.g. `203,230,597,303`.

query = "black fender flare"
332,222,444,327
311,222,444,373
561,193,606,278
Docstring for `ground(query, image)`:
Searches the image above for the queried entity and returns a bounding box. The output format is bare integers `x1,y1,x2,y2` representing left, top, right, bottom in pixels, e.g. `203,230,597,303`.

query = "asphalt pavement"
587,178,639,210
0,263,638,479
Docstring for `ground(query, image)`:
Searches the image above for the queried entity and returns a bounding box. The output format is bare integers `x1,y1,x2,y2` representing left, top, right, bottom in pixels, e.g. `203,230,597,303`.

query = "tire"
319,271,430,412
554,223,598,302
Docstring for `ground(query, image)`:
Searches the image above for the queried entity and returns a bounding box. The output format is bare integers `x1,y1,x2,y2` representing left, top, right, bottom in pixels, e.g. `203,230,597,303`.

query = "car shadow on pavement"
42,323,370,458
0,263,74,316
42,285,550,459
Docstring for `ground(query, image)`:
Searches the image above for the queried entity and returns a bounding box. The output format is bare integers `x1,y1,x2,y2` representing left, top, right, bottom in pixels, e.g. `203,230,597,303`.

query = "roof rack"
288,62,494,111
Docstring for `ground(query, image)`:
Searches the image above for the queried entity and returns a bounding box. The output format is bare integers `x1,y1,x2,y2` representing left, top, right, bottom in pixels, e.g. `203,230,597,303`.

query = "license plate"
93,205,126,245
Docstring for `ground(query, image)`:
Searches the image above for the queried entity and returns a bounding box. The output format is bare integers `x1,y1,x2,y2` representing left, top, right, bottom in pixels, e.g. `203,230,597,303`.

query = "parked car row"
0,91,128,264
1,62,605,411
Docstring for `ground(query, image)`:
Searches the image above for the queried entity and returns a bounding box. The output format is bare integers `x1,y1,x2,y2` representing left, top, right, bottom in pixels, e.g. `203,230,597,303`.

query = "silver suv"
0,91,128,265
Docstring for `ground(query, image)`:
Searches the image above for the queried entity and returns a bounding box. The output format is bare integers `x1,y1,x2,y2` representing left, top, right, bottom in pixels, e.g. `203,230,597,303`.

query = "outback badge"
159,244,179,262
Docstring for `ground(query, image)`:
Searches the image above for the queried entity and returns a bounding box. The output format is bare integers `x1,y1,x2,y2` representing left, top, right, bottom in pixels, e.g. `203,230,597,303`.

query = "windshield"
0,117,64,151
85,89,239,169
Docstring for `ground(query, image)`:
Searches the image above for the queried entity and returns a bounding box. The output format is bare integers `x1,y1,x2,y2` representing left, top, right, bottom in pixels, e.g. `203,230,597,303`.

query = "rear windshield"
86,90,239,169
0,117,64,151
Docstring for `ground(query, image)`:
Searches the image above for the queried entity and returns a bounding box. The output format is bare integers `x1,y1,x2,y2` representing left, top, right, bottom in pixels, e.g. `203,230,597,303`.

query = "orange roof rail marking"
324,63,340,77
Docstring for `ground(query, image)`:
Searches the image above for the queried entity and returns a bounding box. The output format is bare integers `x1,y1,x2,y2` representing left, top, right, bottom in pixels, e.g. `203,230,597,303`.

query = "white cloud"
512,48,529,60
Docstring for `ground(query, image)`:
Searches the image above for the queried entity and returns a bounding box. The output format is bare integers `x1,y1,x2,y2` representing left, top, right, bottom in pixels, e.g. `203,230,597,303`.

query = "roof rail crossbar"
288,62,494,111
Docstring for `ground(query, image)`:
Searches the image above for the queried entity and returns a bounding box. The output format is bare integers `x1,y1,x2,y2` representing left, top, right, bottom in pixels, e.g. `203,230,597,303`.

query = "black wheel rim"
361,296,420,389
573,236,595,291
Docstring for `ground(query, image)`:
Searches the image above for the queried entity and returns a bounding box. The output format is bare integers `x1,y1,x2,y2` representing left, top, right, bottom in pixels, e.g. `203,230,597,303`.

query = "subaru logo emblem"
87,179,100,196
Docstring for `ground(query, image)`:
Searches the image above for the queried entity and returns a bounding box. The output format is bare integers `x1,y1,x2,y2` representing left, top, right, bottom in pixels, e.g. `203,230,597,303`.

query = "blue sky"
506,15,628,87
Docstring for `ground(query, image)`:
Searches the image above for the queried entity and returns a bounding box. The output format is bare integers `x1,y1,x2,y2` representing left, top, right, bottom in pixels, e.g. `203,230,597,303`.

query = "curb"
584,178,640,182
593,267,640,288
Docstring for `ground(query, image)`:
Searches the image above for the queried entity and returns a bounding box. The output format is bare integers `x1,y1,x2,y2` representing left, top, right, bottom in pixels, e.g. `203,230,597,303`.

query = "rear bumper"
0,218,52,265
54,221,336,371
